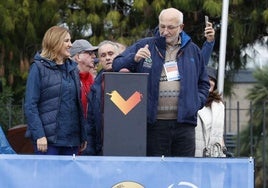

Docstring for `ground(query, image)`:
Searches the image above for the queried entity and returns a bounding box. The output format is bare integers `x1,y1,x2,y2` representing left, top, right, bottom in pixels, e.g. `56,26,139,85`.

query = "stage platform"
0,154,254,188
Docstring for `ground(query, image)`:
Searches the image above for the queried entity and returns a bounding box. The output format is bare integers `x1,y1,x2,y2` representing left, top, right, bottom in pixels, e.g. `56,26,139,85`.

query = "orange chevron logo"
106,90,143,115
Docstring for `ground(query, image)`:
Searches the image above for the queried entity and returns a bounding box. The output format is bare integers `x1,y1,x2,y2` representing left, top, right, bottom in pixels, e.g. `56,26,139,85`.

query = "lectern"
103,72,148,156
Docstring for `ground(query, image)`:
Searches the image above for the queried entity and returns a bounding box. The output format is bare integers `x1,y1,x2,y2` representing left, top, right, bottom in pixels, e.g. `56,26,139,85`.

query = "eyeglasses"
80,51,96,56
159,25,180,31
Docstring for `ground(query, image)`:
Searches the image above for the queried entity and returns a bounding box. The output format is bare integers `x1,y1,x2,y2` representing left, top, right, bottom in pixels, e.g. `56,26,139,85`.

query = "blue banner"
0,154,254,188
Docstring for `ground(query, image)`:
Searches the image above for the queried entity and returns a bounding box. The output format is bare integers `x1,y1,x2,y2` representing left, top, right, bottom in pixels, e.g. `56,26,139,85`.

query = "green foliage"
263,9,268,24
173,0,202,12
0,0,267,123
248,67,268,104
87,13,101,25
230,21,244,47
230,0,243,5
203,0,222,17
0,83,25,133
239,66,268,187
151,0,165,13
84,0,103,10
133,0,149,11
106,10,122,28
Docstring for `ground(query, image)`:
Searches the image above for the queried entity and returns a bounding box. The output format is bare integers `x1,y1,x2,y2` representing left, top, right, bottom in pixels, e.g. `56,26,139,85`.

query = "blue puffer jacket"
112,31,211,125
24,52,87,145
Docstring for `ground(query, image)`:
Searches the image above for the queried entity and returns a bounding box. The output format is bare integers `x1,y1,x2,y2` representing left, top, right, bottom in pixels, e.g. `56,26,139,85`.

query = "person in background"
24,26,87,155
82,40,120,155
194,67,228,188
112,8,214,157
90,58,100,78
195,66,226,157
70,39,98,118
115,42,127,54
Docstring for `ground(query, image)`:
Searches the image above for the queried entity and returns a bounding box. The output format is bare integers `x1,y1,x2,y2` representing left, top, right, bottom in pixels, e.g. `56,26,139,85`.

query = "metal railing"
0,101,26,132
224,101,268,188
0,100,264,155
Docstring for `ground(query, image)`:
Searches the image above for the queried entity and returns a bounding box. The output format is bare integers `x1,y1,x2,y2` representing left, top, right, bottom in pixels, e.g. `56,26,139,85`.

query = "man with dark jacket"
112,8,215,157
82,40,120,155
70,39,98,118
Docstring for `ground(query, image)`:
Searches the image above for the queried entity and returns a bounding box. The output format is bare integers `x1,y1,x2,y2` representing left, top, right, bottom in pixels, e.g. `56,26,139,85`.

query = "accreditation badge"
163,61,180,81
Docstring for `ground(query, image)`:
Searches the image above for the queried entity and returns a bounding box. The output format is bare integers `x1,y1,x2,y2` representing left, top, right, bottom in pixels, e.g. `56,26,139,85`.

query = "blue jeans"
147,120,195,157
34,145,79,155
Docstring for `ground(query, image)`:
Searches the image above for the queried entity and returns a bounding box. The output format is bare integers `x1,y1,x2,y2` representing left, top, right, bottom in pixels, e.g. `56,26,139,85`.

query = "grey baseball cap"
70,39,98,57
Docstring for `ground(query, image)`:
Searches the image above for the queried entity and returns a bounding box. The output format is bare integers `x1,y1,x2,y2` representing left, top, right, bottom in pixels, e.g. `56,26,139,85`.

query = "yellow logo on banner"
106,90,143,115
112,181,145,188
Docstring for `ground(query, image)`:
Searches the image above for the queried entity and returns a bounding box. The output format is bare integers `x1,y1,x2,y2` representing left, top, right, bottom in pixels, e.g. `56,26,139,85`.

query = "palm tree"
240,66,268,188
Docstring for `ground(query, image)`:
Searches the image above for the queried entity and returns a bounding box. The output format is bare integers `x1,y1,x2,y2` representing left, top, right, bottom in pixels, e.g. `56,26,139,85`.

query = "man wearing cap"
82,40,122,156
70,39,98,118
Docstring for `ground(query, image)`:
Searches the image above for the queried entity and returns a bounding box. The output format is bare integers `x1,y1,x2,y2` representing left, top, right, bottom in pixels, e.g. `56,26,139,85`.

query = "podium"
103,72,148,156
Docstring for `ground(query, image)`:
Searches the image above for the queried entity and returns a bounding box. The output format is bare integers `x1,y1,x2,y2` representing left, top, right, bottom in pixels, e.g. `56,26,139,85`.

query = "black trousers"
146,120,195,157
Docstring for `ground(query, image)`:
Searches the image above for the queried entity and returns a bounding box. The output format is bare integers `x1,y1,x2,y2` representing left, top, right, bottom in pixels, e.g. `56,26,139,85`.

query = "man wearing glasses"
70,39,98,118
113,8,215,157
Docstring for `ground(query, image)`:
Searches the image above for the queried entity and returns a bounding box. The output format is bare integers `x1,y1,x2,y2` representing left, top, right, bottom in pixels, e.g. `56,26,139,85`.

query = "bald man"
113,8,215,157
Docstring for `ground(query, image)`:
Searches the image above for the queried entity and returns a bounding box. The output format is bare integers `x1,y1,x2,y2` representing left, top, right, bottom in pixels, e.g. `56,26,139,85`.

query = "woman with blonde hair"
24,26,87,155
